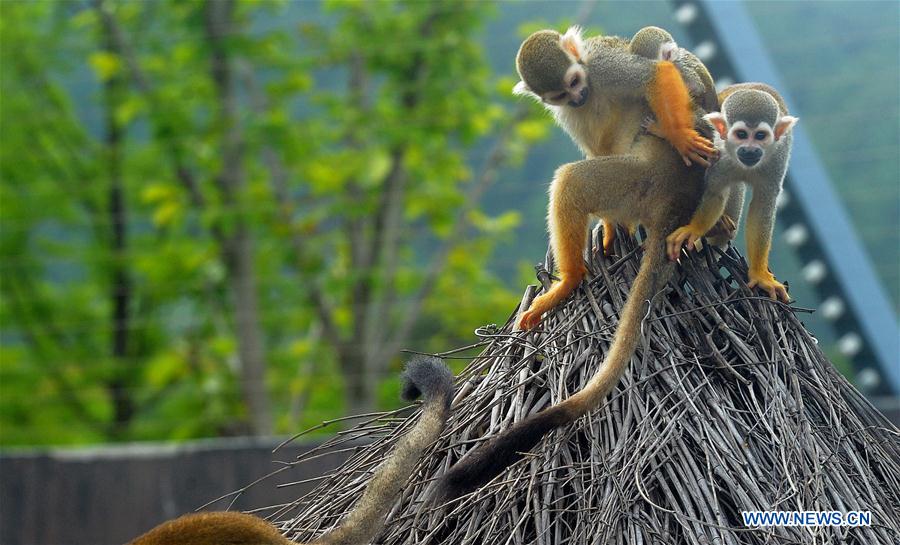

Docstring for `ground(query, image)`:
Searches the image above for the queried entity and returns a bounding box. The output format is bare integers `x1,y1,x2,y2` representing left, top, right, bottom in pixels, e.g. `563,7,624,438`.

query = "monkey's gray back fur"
311,357,454,545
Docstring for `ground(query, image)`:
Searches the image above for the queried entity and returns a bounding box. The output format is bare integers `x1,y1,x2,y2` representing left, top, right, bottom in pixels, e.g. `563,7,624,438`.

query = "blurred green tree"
0,0,550,444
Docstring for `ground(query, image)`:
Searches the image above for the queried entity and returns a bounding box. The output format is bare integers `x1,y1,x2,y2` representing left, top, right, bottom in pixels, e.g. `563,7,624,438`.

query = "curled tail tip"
400,355,454,403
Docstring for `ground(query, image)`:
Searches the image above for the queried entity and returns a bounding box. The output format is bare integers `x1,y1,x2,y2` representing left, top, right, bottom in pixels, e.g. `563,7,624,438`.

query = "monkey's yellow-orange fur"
128,512,293,545
646,61,716,167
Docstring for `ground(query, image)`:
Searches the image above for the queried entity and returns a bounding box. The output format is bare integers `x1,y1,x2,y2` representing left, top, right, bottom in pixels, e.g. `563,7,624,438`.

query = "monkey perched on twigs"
665,83,797,302
127,356,454,545
436,27,714,502
513,26,717,254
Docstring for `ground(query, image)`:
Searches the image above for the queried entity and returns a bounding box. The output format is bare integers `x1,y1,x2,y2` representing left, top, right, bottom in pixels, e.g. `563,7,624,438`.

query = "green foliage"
0,0,548,445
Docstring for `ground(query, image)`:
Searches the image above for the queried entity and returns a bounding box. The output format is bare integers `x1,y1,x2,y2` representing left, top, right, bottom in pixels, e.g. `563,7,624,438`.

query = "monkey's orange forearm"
648,61,694,133
647,62,715,163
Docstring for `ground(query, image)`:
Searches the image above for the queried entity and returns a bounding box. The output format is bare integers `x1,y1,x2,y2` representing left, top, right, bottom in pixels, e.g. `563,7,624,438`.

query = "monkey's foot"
666,224,705,260
705,214,737,241
602,224,617,255
668,128,716,167
748,271,789,303
518,308,543,330
641,117,665,139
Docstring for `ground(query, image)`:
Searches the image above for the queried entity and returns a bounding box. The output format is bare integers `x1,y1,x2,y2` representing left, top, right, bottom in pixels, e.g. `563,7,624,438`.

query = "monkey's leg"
520,194,589,330
666,189,727,260
707,183,745,247
601,218,617,254
745,192,789,302
520,158,648,330
647,61,716,167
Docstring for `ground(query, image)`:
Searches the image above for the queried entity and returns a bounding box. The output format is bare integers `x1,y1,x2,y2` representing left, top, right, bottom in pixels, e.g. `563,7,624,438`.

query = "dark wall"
0,437,350,545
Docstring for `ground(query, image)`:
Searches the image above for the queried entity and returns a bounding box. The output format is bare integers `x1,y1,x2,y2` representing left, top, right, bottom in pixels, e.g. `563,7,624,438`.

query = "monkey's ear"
774,115,798,141
513,81,541,100
703,112,728,139
513,81,534,95
658,41,680,62
560,26,585,60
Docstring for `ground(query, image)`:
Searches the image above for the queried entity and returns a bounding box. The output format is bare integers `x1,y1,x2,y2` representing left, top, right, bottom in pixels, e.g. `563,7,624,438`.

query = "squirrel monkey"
127,357,454,545
666,83,798,302
513,26,716,254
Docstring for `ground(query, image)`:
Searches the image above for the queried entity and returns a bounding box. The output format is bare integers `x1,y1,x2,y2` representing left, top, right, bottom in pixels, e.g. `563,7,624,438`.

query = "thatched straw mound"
265,227,900,544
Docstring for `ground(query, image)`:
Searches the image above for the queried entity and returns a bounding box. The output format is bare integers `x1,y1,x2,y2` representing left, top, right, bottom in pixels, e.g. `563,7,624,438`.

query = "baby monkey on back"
665,83,798,301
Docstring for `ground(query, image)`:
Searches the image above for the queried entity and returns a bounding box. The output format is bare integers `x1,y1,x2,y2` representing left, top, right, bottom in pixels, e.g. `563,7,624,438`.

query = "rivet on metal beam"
802,260,827,284
674,3,699,25
784,223,808,247
838,332,863,358
856,367,881,390
694,41,717,62
821,296,845,321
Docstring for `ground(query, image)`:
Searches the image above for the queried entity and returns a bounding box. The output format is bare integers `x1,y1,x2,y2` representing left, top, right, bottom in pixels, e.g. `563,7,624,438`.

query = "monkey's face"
514,27,590,108
704,110,797,170
542,63,589,107
724,121,772,168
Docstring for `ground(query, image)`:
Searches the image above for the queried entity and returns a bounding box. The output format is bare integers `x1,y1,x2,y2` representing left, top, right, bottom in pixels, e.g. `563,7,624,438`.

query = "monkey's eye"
735,129,748,140
569,75,580,88
551,92,568,102
754,131,767,141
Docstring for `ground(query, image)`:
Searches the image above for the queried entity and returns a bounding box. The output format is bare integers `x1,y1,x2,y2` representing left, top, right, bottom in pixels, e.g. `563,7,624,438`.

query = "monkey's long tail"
312,356,454,545
436,237,672,502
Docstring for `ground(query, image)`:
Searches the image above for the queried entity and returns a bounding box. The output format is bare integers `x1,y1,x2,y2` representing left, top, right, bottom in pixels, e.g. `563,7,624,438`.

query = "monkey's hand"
705,213,737,241
748,270,790,303
667,128,716,167
666,224,706,260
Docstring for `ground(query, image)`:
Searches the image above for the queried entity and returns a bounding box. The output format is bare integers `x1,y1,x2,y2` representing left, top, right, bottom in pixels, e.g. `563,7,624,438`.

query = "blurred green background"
1,0,897,447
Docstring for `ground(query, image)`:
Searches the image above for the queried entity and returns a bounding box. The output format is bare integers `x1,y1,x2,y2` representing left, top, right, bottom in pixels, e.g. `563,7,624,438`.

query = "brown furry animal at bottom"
127,356,454,545
438,133,707,502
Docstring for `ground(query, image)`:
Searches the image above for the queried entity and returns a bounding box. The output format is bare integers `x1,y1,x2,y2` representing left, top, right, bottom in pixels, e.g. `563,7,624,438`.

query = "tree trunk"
205,0,272,435
100,6,134,439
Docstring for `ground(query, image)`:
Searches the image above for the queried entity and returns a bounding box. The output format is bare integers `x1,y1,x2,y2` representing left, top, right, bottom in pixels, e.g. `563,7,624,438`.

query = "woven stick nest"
259,226,900,544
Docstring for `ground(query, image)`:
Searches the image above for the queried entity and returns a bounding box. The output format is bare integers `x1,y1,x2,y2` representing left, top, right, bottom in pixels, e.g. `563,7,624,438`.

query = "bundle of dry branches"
258,227,900,544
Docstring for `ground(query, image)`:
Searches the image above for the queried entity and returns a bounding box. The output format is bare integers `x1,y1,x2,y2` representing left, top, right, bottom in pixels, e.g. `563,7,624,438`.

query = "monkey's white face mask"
704,113,798,168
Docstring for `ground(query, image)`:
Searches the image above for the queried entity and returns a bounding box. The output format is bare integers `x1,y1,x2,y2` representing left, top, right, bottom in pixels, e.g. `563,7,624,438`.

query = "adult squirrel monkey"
512,26,715,331
513,26,716,254
666,83,798,302
435,31,715,500
127,357,454,545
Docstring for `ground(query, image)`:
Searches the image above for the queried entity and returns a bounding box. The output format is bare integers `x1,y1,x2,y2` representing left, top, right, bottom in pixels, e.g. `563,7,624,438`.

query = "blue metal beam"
699,0,900,393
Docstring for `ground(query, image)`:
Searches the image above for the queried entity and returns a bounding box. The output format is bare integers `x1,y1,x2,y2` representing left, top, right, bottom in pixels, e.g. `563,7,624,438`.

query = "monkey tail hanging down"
127,356,455,545
437,228,674,501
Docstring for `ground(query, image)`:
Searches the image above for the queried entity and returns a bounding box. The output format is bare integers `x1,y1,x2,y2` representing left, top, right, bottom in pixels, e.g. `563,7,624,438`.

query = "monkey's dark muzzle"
568,87,589,108
737,146,763,167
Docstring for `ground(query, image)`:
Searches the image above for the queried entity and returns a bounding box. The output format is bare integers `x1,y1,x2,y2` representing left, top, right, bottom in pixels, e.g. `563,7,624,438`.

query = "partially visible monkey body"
667,83,797,302
127,356,454,545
